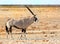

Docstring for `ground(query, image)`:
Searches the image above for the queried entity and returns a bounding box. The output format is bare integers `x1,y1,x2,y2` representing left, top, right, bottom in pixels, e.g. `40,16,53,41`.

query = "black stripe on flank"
13,25,22,29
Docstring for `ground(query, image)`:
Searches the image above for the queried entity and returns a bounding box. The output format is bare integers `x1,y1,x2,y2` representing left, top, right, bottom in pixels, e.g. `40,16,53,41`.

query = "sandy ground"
0,6,60,44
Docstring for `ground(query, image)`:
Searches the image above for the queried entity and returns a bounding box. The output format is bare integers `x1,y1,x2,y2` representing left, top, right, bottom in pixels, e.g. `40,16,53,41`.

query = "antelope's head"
34,15,38,22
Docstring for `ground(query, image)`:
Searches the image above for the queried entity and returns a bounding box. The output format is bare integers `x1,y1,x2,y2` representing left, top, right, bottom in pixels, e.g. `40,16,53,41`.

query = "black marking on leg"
5,26,9,34
22,29,24,32
24,29,26,33
9,26,12,33
22,29,26,33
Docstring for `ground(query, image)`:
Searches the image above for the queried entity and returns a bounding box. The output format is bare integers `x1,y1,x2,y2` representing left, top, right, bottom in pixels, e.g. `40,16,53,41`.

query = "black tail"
5,26,9,34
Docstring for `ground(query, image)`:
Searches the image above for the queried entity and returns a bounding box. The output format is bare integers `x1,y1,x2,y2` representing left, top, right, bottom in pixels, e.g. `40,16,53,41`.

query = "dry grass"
0,6,60,44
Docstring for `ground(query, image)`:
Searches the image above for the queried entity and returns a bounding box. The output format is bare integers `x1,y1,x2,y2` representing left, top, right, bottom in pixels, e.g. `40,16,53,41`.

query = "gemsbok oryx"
5,6,38,39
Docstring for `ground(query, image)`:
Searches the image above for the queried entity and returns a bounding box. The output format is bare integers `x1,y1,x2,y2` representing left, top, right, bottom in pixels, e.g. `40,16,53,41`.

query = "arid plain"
0,6,60,44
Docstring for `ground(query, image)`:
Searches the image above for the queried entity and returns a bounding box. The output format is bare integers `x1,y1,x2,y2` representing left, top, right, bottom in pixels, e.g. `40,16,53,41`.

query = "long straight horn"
25,5,35,16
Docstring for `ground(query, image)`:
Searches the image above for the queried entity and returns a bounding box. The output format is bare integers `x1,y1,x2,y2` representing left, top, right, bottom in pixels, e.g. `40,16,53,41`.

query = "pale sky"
0,0,60,5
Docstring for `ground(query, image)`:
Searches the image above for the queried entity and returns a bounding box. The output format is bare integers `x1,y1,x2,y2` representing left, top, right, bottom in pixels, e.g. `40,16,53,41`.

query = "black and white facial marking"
34,15,38,22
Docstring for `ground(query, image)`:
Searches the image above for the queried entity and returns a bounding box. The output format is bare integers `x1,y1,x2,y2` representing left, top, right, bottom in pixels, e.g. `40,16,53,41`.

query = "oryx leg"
5,26,9,39
22,28,26,37
22,28,27,40
23,29,27,40
9,26,13,39
20,28,23,40
20,28,26,40
23,28,26,37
